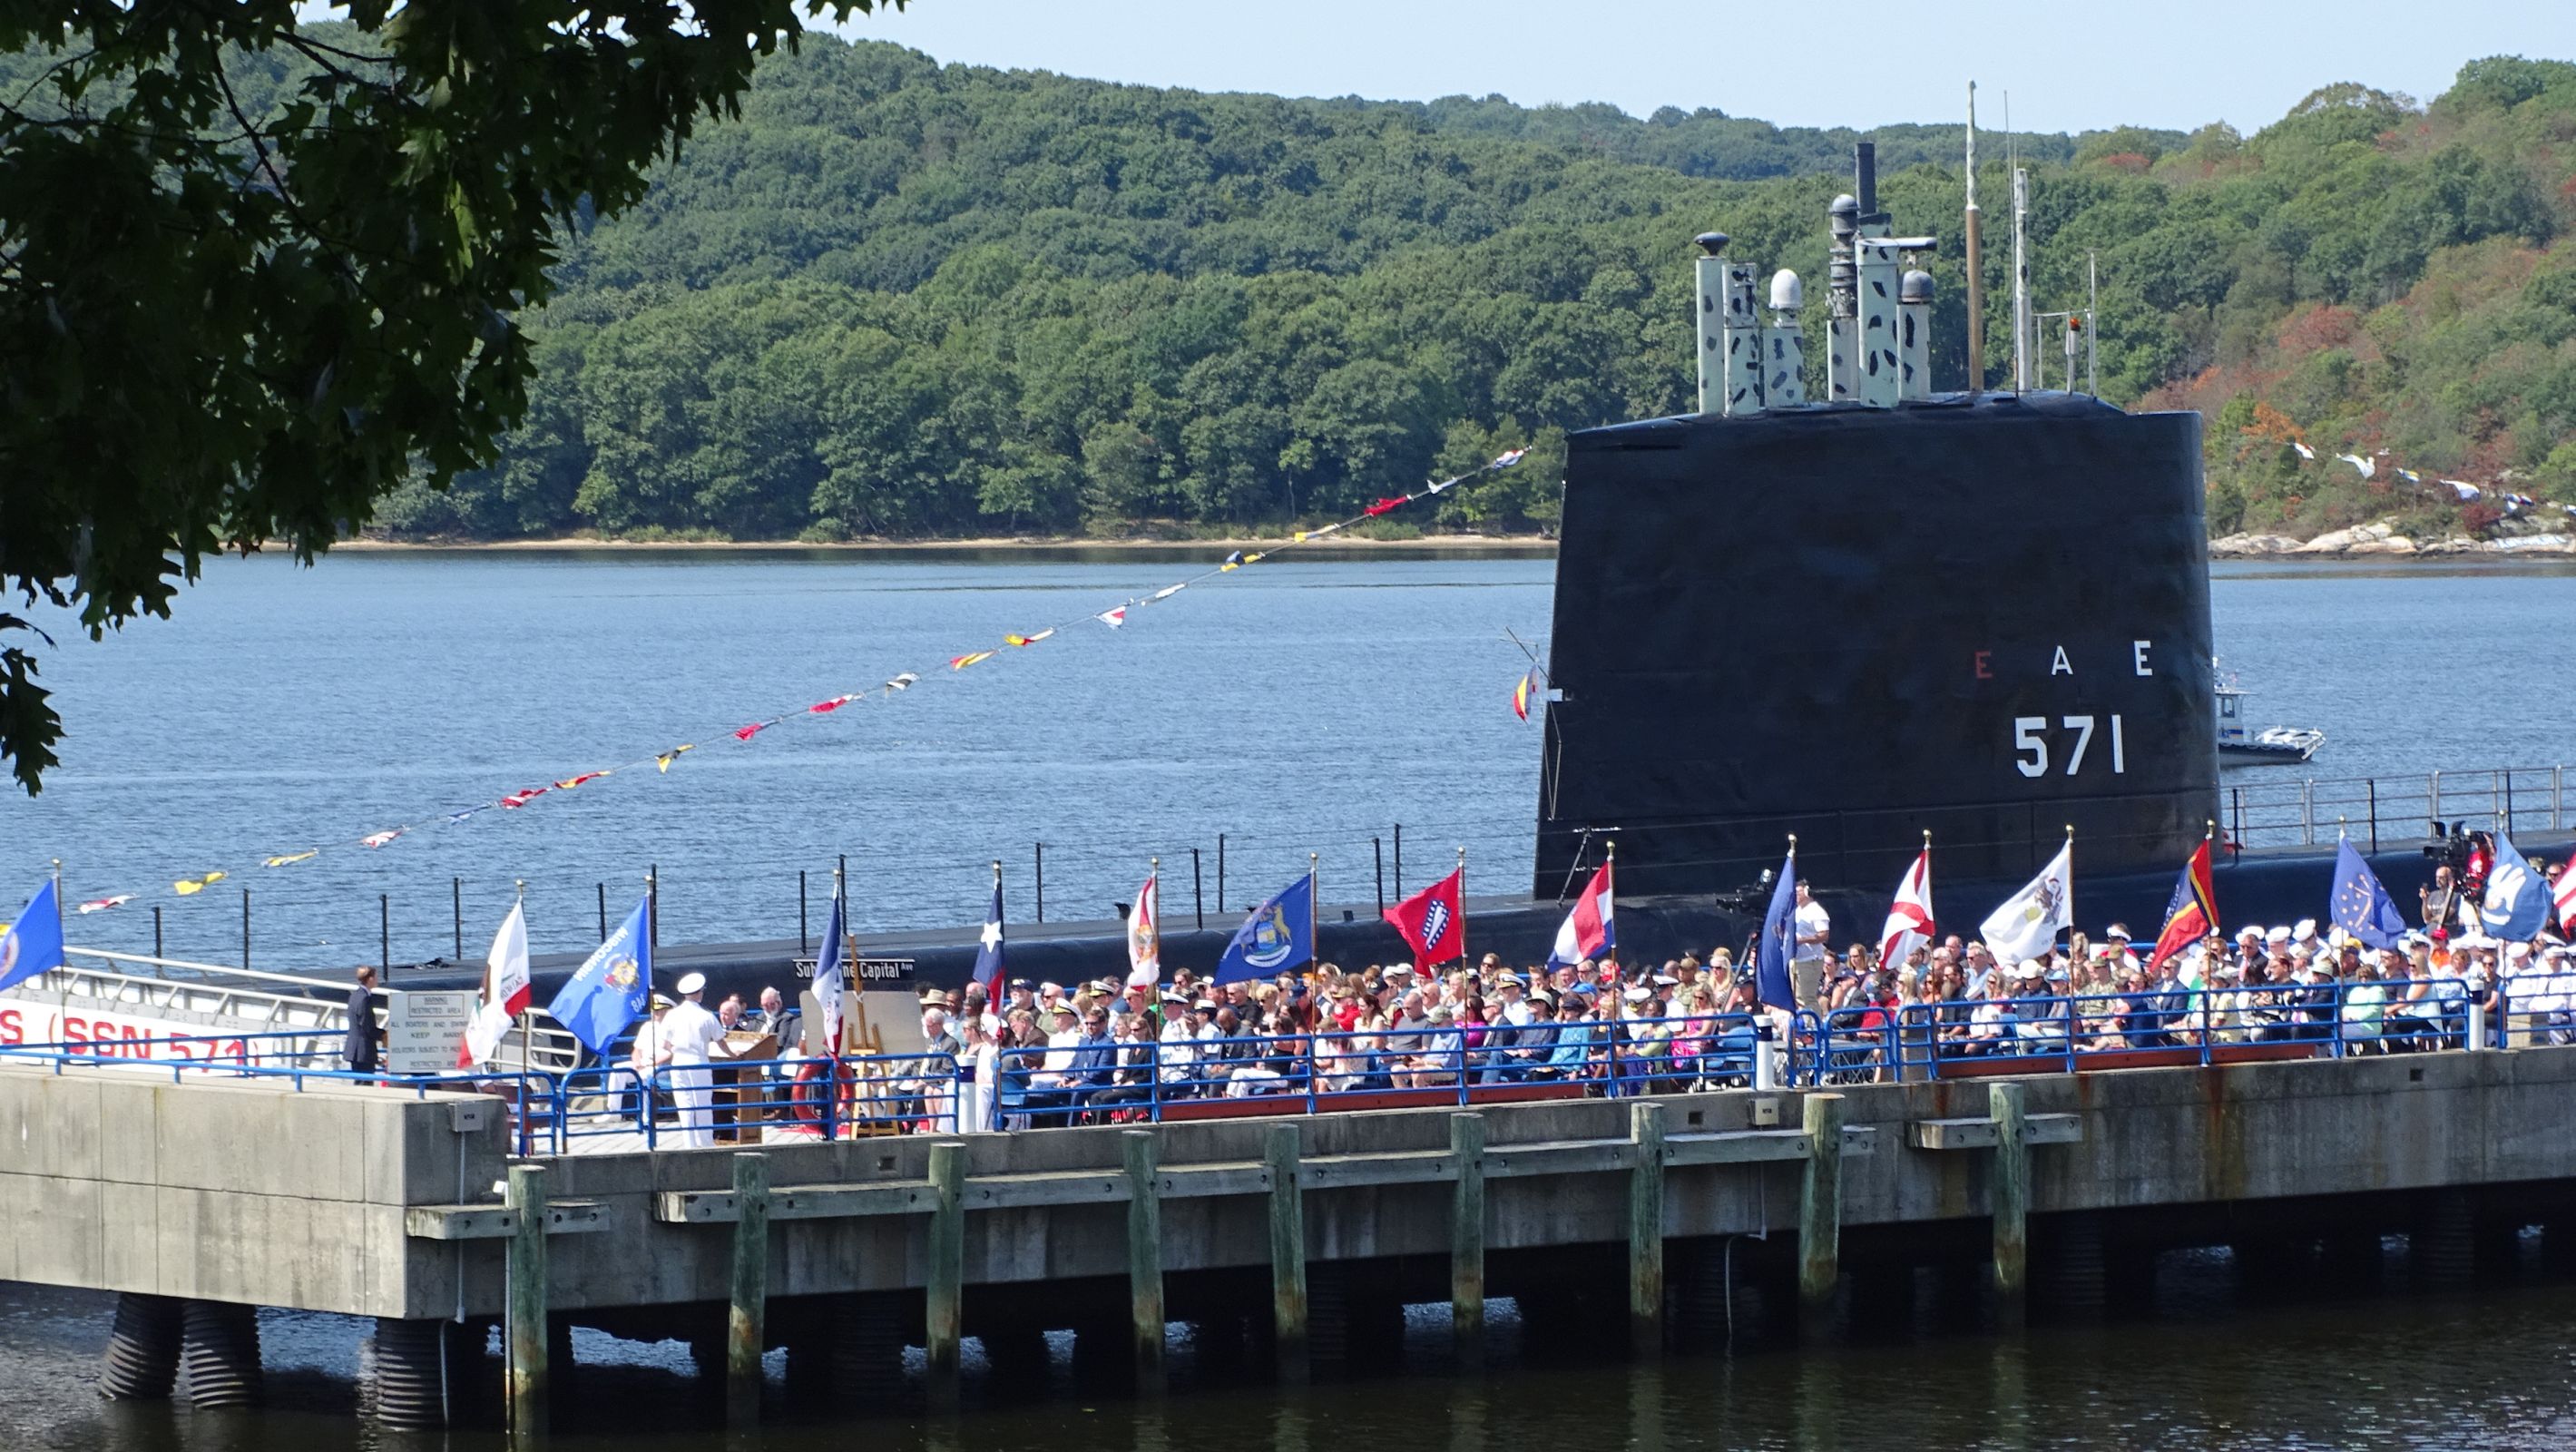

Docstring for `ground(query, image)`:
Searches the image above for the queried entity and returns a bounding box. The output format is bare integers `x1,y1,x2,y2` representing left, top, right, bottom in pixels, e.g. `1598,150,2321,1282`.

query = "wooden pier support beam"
1797,1093,1845,1340
1265,1123,1308,1383
726,1152,770,1427
1450,1113,1486,1359
1123,1129,1168,1395
1629,1100,1667,1356
1989,1082,2029,1328
926,1141,966,1412
505,1163,548,1436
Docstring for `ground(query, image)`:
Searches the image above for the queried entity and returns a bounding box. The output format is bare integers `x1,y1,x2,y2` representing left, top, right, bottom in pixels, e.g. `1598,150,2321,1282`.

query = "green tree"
0,1,898,791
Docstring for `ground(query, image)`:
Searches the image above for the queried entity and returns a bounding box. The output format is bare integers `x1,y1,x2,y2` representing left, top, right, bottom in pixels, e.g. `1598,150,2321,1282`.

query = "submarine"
463,143,2561,1009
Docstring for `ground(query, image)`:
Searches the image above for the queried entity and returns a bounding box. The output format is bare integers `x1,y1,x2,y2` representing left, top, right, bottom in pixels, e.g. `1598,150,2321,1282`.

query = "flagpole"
514,878,529,1086
1150,856,1161,990
1603,839,1617,972
1308,852,1320,976
1456,844,1468,975
833,861,848,1063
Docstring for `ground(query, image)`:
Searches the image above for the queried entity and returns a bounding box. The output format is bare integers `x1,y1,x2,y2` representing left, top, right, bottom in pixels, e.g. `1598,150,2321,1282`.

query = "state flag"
0,878,67,992
972,876,1006,1003
1981,839,2073,966
1383,868,1465,968
1877,846,1935,972
2556,857,2576,937
1547,862,1615,968
2146,839,2218,972
458,902,531,1069
547,897,651,1056
1754,845,1797,1009
1126,868,1161,988
811,874,847,1056
1215,872,1316,985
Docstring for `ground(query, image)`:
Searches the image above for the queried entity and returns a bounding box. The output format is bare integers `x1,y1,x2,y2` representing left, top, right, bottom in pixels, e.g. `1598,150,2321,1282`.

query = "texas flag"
1547,862,1614,967
1384,867,1465,968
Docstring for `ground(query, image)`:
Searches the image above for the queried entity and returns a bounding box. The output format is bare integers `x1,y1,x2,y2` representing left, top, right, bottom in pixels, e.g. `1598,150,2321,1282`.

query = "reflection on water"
13,1249,2576,1452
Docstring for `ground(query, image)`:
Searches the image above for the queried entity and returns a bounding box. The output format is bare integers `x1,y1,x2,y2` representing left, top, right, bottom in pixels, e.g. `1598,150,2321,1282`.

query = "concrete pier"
13,1046,2576,1418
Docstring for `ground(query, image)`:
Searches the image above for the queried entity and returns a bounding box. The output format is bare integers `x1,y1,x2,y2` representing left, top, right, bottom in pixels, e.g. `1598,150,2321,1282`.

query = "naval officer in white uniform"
662,972,725,1148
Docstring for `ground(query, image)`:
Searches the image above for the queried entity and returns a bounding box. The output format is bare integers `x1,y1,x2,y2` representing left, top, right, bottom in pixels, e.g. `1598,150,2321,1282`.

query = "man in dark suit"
345,966,387,1075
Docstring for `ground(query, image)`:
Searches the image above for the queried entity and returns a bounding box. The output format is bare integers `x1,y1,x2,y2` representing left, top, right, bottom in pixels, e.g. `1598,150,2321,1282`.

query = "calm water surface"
5,553,2573,967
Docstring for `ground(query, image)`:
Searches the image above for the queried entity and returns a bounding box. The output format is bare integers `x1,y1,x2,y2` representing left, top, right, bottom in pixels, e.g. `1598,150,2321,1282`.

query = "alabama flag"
1384,868,1466,968
2556,858,2576,937
458,902,532,1068
1126,868,1161,988
1876,846,1934,970
1547,862,1614,967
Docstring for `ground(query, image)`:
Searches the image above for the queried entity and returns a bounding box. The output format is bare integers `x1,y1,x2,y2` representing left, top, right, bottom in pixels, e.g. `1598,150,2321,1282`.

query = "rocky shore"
2211,517,2576,560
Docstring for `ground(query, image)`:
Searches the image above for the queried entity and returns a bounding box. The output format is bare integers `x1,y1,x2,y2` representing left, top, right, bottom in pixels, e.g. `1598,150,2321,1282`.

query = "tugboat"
2214,666,2326,765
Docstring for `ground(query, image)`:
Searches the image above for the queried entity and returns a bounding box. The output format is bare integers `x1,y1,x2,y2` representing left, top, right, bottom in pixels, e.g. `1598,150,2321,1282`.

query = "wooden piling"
1450,1113,1486,1357
1264,1123,1308,1383
726,1153,770,1427
1629,1100,1667,1356
1123,1130,1168,1395
1989,1081,2028,1325
926,1141,965,1413
1797,1093,1844,1338
505,1163,548,1436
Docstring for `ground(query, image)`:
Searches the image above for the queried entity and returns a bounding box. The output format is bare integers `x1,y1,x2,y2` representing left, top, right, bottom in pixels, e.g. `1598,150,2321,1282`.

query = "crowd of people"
587,853,2576,1142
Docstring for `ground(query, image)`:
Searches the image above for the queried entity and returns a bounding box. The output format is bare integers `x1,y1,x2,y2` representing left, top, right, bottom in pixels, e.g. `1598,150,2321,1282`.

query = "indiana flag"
1877,845,1935,971
2145,839,2218,973
1513,669,1540,721
458,902,532,1069
1384,867,1466,968
1125,868,1161,988
1546,862,1614,968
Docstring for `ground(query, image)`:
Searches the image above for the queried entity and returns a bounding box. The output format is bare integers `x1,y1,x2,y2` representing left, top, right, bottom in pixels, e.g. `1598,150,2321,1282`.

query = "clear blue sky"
843,0,2576,135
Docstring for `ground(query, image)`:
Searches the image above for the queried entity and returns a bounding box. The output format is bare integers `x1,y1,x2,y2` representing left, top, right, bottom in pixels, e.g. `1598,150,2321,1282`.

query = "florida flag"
458,902,532,1069
1876,846,1934,971
1125,868,1161,987
1384,868,1466,968
1547,862,1615,967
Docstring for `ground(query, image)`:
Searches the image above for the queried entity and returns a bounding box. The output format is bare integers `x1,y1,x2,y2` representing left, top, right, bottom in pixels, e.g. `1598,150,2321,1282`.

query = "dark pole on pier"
649,865,660,949
1394,823,1404,898
152,906,163,960
381,895,391,976
1191,848,1205,930
1217,835,1226,919
798,871,808,956
1374,837,1386,914
599,882,610,941
240,888,250,970
453,878,464,960
1035,843,1045,924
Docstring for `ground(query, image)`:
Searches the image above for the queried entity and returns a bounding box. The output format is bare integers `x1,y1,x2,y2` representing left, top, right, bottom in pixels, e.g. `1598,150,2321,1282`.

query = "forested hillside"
240,43,2576,540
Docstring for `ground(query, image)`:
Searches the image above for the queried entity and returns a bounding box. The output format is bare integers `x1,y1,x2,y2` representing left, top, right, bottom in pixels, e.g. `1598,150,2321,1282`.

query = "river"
5,552,2576,1447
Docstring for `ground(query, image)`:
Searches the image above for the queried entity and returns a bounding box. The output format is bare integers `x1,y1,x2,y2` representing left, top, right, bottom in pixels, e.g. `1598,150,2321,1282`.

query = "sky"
842,0,2576,136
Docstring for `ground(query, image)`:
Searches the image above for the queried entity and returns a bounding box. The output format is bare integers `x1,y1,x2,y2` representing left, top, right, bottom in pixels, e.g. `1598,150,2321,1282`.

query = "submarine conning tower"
1536,144,2218,901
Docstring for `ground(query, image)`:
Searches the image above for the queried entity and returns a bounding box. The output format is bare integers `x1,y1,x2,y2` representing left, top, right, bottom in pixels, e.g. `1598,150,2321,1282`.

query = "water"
5,553,2576,1447
14,1261,2576,1450
4,553,2572,969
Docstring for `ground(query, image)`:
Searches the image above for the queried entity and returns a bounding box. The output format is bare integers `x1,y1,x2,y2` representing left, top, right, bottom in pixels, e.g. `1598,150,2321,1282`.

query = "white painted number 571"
2013,714,2126,778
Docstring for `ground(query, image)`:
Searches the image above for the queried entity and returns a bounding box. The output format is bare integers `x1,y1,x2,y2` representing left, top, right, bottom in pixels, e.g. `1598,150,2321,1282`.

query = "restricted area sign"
384,989,475,1074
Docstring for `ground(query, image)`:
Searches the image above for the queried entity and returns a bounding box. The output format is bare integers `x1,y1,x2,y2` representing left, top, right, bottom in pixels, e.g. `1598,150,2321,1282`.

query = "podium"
710,1030,779,1143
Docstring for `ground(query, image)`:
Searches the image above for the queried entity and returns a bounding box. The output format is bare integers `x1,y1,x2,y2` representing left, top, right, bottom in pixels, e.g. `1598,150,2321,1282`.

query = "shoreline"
335,533,1560,556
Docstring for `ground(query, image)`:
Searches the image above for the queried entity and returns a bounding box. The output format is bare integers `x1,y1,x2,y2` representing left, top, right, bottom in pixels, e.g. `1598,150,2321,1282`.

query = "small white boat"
2215,672,2325,764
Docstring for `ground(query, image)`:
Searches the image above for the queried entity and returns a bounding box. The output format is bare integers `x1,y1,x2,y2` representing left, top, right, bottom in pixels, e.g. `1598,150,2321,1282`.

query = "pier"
9,1044,2576,1427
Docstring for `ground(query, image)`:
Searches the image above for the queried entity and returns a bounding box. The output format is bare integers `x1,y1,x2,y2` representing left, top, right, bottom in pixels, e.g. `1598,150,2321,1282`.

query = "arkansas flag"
2146,839,2218,973
1876,846,1934,971
458,901,532,1069
1125,869,1161,988
1384,868,1465,968
1547,862,1614,967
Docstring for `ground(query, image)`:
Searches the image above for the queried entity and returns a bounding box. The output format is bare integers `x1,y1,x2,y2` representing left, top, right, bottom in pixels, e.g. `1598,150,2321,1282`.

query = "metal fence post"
240,888,250,969
2431,770,2443,826
453,878,464,960
2367,779,2379,854
1393,823,1404,898
797,873,807,956
1217,834,1226,916
1374,837,1386,914
1035,842,1044,924
1191,848,1204,930
380,895,390,976
2300,779,2314,846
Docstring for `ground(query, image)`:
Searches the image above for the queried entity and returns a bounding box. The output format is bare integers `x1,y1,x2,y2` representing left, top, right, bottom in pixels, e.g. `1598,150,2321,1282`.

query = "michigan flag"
547,897,651,1055
1215,872,1316,985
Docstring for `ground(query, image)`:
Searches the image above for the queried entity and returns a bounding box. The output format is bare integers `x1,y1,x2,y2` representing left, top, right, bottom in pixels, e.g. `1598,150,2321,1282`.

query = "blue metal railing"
555,1053,965,1151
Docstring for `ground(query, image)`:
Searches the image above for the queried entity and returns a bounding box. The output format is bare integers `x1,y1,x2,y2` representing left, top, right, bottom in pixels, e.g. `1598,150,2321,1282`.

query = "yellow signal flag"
264,851,318,868
950,651,995,670
656,744,696,773
173,870,229,896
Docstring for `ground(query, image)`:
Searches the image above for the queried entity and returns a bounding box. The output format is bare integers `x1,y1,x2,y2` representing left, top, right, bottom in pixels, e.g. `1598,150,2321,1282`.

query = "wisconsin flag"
1546,862,1614,967
1981,839,2072,966
547,897,651,1055
1383,868,1465,968
458,902,532,1069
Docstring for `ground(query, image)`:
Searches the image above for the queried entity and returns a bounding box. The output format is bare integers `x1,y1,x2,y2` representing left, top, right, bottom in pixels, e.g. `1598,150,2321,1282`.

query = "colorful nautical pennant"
264,850,318,868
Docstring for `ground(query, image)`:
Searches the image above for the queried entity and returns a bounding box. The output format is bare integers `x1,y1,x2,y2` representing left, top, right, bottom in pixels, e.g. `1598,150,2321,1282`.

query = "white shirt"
1040,1025,1081,1073
662,999,722,1065
1793,901,1831,961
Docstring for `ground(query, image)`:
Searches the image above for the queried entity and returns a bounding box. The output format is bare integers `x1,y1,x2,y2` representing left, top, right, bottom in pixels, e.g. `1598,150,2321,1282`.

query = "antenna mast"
1964,82,1983,393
